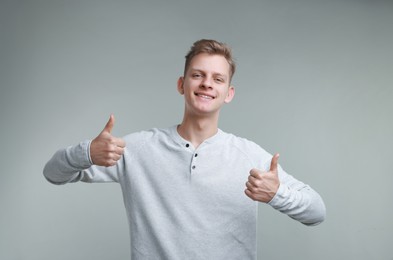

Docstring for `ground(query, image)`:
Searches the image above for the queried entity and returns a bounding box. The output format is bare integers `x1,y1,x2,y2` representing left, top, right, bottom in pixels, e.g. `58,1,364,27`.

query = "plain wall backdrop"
1,0,392,259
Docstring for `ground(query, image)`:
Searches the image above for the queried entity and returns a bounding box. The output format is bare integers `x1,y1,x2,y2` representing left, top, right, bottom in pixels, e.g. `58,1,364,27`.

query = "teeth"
196,93,213,99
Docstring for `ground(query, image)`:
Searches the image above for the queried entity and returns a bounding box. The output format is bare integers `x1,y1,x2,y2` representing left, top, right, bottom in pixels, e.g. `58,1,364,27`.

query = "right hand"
90,114,126,167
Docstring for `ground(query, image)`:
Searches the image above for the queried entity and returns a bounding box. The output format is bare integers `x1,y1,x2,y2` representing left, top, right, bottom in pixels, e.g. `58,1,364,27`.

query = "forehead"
188,53,230,76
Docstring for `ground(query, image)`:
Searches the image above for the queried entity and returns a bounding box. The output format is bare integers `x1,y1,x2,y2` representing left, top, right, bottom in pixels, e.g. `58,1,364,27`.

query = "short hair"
184,39,236,81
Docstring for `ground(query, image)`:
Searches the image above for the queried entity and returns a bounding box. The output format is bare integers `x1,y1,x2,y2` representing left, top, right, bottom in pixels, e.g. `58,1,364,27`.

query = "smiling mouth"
195,93,215,99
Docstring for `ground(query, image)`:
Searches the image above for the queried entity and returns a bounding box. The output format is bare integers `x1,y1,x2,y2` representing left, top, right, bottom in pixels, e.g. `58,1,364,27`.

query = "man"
44,39,326,259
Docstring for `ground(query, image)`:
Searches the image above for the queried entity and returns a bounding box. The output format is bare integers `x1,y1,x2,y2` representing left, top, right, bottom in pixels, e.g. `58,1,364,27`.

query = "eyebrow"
189,69,228,80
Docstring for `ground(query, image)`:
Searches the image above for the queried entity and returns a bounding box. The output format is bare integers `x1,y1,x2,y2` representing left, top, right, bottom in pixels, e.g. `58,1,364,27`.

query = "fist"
245,154,280,203
90,115,126,167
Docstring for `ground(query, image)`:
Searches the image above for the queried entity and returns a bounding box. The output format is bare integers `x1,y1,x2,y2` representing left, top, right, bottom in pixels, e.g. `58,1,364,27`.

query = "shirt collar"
170,125,224,148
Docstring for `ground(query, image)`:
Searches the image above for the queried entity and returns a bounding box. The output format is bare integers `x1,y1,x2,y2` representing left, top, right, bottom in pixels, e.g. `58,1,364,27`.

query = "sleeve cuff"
86,140,94,165
267,182,288,208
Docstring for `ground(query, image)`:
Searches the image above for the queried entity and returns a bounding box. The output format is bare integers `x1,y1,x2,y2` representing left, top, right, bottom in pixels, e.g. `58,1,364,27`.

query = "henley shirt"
43,125,326,260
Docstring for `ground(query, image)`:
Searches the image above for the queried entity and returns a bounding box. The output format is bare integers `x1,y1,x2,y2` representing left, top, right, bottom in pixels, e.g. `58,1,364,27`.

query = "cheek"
183,81,198,94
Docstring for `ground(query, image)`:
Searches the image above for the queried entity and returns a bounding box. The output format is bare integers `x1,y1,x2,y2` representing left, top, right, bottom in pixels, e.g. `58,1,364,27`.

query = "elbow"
43,164,59,185
42,162,68,185
302,214,325,226
43,173,64,185
43,163,53,183
302,196,327,226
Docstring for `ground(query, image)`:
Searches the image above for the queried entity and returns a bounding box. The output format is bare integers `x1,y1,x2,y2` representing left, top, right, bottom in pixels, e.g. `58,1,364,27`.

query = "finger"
114,137,126,148
111,153,122,161
269,153,280,173
248,175,261,185
102,114,115,134
244,189,256,201
114,146,125,156
249,168,262,179
245,181,257,190
106,159,118,167
247,174,262,188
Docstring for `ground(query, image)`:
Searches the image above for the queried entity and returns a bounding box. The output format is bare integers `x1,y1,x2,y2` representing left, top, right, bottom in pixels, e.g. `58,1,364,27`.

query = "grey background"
1,0,392,259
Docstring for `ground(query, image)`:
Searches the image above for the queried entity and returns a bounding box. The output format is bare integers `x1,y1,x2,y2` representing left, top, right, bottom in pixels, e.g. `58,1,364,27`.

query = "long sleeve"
268,165,326,226
43,140,119,185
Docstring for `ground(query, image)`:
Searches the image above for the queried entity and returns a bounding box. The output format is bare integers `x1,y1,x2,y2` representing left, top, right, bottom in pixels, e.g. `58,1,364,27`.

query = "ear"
177,77,184,95
224,85,235,103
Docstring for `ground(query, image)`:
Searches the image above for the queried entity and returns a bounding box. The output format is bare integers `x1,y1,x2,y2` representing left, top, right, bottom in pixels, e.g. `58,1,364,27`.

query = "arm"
268,168,326,226
43,140,93,184
43,115,126,184
245,154,326,226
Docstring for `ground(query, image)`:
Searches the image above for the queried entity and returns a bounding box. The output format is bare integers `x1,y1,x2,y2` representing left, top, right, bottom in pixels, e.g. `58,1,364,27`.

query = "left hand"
245,153,280,203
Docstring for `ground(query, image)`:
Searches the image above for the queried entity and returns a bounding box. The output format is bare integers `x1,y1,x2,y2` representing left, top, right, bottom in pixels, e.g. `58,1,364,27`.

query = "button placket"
190,151,199,172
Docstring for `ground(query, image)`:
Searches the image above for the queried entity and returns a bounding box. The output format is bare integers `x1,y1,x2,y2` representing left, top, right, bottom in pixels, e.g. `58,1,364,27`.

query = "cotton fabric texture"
44,126,325,260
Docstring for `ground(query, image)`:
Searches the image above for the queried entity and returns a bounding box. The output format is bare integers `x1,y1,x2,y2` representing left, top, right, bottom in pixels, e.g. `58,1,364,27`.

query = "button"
194,153,198,157
192,165,196,169
185,144,189,148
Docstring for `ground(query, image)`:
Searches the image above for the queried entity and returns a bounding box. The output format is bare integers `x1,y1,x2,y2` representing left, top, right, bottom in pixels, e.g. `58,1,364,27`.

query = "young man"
44,39,326,259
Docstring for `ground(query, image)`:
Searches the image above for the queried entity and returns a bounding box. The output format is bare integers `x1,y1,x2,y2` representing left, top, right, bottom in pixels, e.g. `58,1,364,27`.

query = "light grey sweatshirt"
43,126,326,260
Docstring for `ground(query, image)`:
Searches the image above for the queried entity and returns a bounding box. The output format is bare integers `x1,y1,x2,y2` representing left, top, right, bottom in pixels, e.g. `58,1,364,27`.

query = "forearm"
43,140,92,185
268,182,326,225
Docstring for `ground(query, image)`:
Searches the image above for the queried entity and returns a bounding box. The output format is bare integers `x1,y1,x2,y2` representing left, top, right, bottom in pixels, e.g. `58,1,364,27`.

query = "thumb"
269,153,280,173
102,114,115,134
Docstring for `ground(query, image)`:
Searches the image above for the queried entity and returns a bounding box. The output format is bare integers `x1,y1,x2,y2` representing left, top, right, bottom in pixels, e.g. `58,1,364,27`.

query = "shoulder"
220,130,272,166
123,126,172,140
220,130,263,151
122,127,172,149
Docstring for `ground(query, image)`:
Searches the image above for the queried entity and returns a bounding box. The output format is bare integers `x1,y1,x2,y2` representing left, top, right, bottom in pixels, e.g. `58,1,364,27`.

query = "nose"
201,76,213,89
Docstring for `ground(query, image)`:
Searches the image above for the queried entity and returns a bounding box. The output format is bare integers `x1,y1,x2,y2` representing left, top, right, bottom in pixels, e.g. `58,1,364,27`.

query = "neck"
177,113,219,148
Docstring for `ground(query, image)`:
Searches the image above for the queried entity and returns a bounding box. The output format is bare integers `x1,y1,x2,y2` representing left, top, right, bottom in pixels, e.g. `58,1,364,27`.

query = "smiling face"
178,53,235,118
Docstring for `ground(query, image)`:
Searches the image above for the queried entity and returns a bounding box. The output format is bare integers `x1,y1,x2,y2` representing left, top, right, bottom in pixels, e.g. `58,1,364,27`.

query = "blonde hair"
184,39,236,81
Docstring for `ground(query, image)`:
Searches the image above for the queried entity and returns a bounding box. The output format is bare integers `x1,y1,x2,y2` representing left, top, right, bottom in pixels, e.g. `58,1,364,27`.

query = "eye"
192,73,202,78
215,77,225,83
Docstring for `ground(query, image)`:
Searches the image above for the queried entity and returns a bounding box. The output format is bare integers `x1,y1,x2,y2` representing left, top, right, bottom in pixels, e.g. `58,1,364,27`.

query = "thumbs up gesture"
90,115,126,167
245,154,280,203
